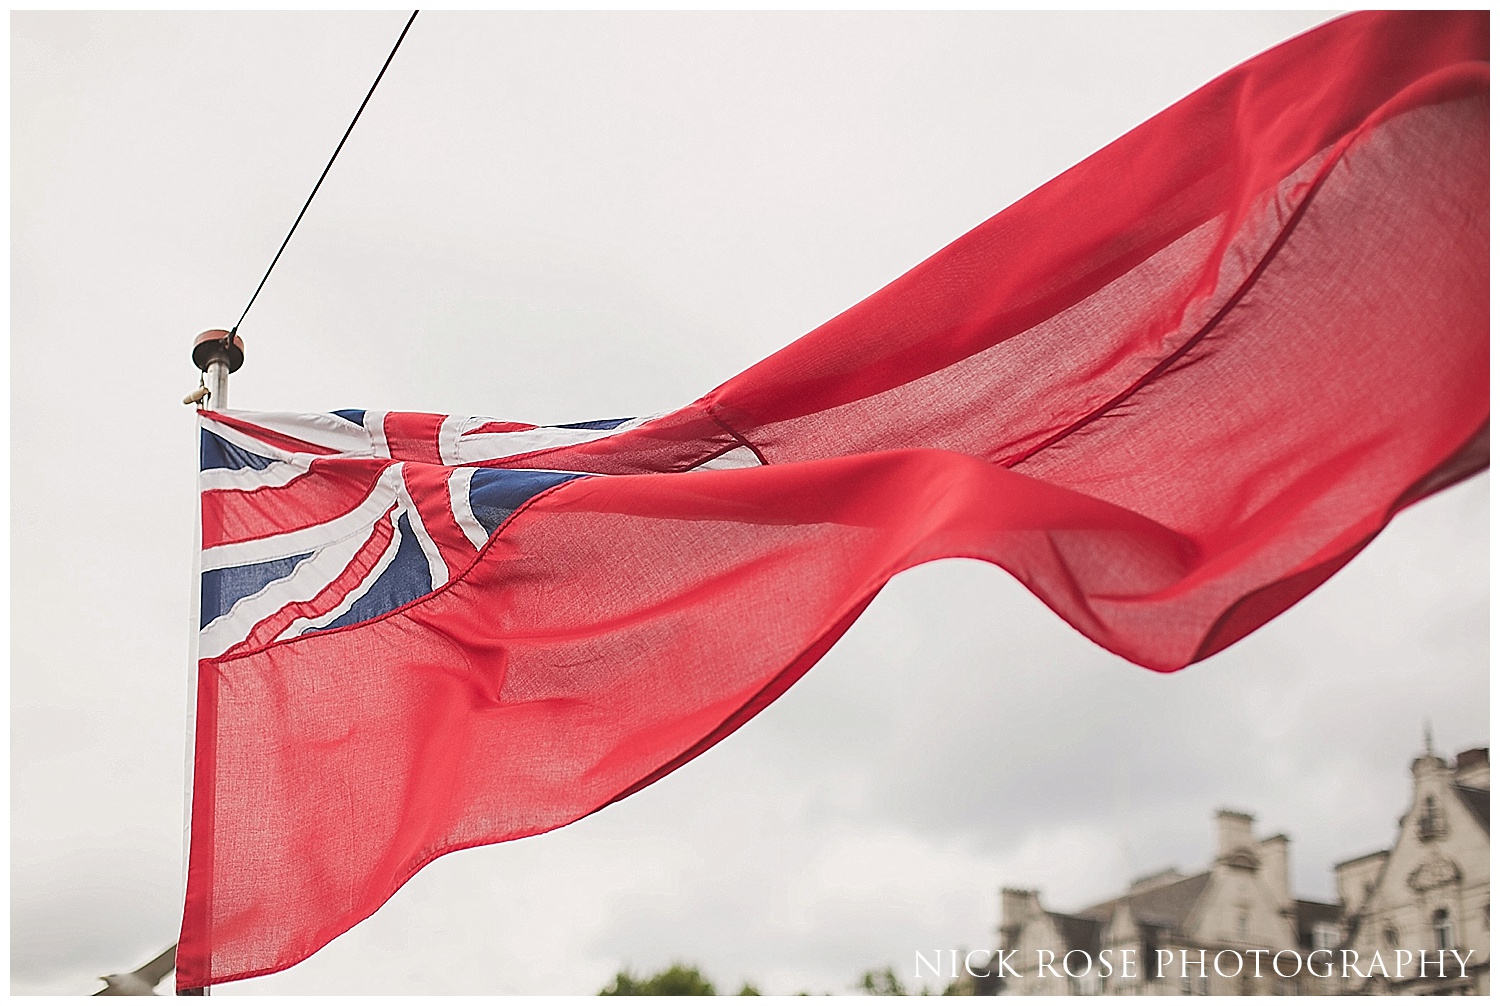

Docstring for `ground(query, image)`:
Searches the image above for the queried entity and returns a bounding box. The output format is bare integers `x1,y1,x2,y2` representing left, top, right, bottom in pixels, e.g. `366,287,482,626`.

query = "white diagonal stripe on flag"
447,466,490,550
201,464,405,571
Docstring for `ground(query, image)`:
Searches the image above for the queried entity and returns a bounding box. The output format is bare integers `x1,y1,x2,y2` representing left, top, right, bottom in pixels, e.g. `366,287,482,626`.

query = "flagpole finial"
189,329,244,411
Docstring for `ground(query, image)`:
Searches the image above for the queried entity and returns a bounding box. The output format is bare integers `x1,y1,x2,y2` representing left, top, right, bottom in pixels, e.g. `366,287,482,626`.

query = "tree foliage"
854,963,978,996
855,966,909,996
598,959,974,996
599,963,718,996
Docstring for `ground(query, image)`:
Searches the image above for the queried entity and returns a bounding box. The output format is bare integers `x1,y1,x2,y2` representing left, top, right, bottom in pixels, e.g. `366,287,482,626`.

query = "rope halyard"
228,10,419,340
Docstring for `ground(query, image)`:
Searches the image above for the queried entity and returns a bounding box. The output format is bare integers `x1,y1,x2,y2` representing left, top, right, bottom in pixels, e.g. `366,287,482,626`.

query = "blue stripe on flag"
313,513,434,632
550,417,633,431
201,429,278,472
468,469,587,536
331,410,366,426
201,553,313,629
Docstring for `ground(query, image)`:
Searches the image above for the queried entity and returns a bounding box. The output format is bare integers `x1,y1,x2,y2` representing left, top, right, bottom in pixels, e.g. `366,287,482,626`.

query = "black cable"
228,10,419,339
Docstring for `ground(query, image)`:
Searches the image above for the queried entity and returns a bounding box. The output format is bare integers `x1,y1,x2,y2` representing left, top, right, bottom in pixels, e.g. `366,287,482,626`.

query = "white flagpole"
178,331,243,997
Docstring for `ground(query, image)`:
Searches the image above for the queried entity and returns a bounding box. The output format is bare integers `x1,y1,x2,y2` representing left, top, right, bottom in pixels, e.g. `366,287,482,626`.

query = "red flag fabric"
178,10,1488,989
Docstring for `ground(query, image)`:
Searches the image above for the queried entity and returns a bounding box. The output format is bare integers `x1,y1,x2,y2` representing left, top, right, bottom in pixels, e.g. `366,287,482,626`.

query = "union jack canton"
198,409,760,660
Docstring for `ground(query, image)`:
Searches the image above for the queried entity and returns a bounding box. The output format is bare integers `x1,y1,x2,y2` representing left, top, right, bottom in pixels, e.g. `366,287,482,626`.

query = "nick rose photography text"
915,948,1480,982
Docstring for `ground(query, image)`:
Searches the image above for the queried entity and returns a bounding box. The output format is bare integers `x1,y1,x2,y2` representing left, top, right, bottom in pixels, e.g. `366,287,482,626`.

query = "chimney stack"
1001,888,1040,930
1216,809,1255,860
1258,834,1291,908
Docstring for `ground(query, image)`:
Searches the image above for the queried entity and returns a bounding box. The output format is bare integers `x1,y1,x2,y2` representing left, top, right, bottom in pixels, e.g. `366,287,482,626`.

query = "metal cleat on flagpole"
185,329,244,410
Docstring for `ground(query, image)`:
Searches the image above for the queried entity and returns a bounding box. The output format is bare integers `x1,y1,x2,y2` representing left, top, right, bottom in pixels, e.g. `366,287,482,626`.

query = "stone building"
1336,744,1489,995
992,744,1488,995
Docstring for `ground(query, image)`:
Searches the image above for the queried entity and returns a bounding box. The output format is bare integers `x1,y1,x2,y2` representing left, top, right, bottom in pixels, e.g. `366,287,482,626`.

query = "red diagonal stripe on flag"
206,413,342,456
202,458,394,549
225,507,400,657
465,421,538,435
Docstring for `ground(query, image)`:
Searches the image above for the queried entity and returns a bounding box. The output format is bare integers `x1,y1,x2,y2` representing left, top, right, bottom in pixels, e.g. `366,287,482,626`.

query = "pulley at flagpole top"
187,329,244,411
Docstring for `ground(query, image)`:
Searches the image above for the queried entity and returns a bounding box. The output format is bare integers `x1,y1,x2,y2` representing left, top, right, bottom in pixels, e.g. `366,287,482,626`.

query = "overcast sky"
12,11,1487,996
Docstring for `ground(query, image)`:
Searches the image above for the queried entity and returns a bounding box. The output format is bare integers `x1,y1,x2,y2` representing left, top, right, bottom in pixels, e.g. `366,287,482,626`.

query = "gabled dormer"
1181,810,1301,950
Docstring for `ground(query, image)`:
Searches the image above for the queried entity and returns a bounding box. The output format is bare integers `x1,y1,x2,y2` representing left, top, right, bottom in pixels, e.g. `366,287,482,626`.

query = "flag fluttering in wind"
178,10,1488,989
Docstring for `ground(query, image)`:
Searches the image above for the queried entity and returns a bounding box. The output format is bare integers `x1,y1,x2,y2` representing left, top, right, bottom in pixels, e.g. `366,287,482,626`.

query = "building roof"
1045,912,1102,957
1334,848,1390,870
1456,784,1488,833
1292,899,1343,949
1128,867,1185,891
1455,747,1488,771
1079,870,1213,933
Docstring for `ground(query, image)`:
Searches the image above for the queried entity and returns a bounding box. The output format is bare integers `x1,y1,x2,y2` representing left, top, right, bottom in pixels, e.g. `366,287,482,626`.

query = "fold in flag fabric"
177,10,1488,989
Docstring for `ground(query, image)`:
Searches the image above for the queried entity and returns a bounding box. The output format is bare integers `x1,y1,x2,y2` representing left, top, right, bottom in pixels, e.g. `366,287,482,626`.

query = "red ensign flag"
179,10,1488,989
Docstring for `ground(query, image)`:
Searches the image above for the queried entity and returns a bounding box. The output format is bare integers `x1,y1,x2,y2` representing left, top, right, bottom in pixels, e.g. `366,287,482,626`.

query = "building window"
1383,923,1400,948
1068,973,1101,996
1312,922,1339,952
1417,795,1446,840
1179,973,1210,996
1433,908,1455,952
1082,973,1100,996
1236,913,1248,939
